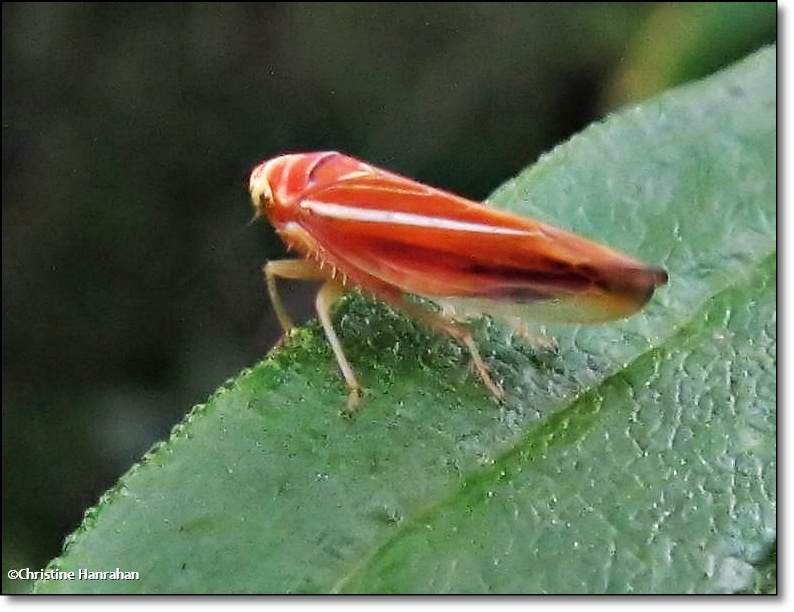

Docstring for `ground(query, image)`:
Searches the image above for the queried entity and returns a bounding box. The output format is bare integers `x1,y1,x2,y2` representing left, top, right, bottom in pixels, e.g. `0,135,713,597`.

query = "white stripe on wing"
300,200,536,236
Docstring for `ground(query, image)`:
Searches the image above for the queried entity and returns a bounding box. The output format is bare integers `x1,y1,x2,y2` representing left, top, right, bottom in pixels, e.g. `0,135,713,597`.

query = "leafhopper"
249,152,667,411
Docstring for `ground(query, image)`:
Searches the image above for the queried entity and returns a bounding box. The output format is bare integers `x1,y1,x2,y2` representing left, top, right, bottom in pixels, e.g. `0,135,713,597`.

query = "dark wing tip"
607,265,668,308
634,266,668,307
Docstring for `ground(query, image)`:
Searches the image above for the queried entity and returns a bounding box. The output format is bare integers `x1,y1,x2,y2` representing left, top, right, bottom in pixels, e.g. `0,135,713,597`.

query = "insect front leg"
388,297,505,402
262,259,325,333
314,281,362,413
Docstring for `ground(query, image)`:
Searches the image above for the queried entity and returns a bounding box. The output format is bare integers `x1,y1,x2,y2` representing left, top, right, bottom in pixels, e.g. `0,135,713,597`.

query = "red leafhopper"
249,152,667,411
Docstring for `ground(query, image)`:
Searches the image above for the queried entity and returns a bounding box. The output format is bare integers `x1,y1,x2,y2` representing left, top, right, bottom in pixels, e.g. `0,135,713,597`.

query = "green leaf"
35,46,776,594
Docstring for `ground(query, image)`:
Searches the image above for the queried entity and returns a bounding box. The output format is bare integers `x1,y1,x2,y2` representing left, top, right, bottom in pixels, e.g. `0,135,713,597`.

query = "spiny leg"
263,259,325,333
389,297,504,401
315,281,362,412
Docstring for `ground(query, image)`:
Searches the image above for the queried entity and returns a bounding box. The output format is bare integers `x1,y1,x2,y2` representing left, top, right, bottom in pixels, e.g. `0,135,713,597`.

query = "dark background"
2,2,776,593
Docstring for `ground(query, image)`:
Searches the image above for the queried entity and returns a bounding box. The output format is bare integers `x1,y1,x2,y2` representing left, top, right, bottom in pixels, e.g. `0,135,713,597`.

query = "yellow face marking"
249,167,274,218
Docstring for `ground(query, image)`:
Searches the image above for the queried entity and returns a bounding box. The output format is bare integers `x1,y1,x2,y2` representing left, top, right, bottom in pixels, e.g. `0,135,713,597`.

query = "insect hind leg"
504,317,558,352
387,297,505,401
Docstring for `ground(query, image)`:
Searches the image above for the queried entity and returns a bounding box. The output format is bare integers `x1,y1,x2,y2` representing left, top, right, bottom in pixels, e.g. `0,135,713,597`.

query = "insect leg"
263,259,325,333
315,281,362,412
504,317,558,352
389,297,505,401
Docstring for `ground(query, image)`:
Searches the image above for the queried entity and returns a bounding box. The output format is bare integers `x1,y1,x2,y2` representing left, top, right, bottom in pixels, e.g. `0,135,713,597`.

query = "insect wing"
295,170,661,321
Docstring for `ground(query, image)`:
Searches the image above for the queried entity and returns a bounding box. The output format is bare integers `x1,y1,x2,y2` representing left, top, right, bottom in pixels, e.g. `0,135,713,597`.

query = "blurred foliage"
37,47,776,594
2,2,775,594
605,2,776,107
